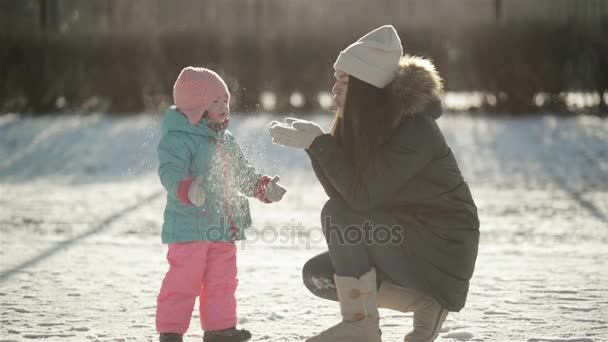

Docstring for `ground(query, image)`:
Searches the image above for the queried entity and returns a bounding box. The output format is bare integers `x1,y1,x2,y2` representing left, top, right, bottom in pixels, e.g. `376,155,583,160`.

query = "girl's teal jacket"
157,106,266,243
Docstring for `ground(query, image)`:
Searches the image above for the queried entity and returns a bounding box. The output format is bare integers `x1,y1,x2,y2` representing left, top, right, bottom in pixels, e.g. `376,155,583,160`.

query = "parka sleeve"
157,132,193,201
305,149,343,200
225,135,270,201
306,116,441,211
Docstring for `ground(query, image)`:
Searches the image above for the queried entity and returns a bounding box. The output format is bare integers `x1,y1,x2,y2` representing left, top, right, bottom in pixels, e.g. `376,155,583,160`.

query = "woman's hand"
267,117,301,130
267,117,325,149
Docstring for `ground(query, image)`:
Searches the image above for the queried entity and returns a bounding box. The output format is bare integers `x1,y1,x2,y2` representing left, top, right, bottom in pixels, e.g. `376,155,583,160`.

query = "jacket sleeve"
157,132,193,202
306,117,440,211
305,149,343,200
225,135,270,201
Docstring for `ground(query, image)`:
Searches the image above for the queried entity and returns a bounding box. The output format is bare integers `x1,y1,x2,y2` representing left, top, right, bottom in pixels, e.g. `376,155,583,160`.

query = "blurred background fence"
1,0,607,115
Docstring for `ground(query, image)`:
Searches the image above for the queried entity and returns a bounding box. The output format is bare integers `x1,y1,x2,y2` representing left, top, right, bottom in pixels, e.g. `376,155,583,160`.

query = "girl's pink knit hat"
173,67,230,125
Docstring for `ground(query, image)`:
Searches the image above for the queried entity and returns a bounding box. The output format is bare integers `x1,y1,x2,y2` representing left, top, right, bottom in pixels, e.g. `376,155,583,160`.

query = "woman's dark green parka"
306,56,480,312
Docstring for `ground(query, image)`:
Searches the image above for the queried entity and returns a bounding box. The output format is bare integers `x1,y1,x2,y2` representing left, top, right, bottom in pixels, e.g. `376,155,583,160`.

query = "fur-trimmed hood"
388,55,444,120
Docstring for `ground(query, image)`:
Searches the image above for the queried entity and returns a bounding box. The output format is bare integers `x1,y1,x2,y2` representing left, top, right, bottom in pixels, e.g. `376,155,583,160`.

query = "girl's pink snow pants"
156,241,238,334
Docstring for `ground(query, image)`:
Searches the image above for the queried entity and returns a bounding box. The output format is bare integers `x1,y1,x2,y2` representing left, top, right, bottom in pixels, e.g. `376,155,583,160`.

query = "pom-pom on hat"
173,67,230,125
333,25,403,88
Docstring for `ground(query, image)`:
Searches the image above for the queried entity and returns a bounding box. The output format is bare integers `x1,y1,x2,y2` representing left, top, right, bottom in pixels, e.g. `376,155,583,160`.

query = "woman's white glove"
267,117,325,149
265,175,287,202
188,176,206,207
267,117,304,129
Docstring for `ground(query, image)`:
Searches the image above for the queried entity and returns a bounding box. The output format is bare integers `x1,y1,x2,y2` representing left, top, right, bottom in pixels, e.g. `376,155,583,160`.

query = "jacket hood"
388,55,444,121
161,106,227,138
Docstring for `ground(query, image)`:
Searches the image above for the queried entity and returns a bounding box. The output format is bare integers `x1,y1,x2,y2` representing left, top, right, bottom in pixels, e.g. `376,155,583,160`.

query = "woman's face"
332,70,349,114
204,94,230,124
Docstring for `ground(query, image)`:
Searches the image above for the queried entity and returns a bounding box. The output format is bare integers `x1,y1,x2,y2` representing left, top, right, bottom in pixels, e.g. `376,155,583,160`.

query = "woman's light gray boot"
377,280,448,342
306,268,382,342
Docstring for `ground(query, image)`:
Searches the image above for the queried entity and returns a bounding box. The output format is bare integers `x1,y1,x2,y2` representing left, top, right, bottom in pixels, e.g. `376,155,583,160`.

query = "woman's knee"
302,255,316,282
303,252,333,279
302,254,321,289
321,198,345,220
321,198,350,236
301,252,338,302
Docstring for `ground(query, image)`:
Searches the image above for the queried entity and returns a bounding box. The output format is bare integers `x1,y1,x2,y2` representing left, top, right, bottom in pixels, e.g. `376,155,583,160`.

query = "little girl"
156,66,286,342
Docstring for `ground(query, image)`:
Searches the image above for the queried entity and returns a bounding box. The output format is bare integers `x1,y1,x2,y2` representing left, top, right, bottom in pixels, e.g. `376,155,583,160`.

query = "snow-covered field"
0,112,607,341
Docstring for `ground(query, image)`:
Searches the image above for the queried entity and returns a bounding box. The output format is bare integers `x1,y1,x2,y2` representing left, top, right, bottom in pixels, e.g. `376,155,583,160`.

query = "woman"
268,25,479,342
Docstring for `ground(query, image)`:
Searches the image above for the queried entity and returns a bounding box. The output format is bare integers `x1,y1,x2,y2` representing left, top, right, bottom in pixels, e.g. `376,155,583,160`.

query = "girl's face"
332,70,349,115
204,94,230,124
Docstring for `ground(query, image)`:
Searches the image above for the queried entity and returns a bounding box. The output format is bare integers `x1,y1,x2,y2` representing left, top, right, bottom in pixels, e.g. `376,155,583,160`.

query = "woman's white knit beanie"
333,25,403,88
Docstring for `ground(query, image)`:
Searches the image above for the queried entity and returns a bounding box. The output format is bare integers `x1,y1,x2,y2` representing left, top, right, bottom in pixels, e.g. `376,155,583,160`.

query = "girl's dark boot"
203,327,251,342
159,333,183,342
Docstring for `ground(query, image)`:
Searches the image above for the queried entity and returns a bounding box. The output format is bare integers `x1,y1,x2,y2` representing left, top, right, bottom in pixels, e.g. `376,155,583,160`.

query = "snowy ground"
0,112,607,341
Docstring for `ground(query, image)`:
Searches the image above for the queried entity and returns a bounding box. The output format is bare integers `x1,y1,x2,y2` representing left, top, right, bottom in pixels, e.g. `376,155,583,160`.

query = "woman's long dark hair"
330,76,398,178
